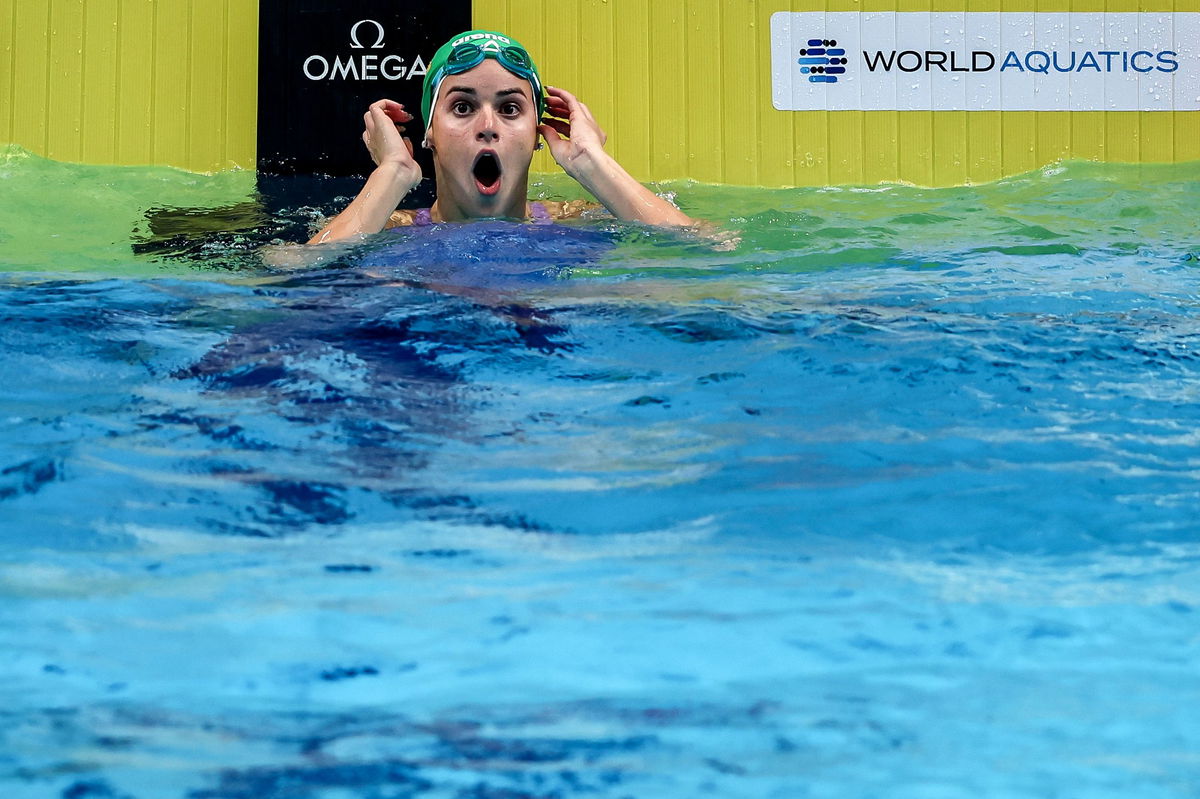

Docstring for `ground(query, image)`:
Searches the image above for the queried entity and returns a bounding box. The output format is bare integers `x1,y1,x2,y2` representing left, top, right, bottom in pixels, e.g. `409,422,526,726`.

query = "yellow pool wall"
2,0,1198,186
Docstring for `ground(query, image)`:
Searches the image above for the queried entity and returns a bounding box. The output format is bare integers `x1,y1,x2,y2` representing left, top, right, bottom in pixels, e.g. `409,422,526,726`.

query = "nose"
476,109,499,143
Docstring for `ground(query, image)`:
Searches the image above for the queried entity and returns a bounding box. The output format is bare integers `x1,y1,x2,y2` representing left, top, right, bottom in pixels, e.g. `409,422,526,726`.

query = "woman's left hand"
537,85,696,229
538,86,607,172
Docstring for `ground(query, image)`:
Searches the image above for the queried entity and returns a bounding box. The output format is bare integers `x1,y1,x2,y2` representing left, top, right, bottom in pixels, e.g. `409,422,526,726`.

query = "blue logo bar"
798,36,849,83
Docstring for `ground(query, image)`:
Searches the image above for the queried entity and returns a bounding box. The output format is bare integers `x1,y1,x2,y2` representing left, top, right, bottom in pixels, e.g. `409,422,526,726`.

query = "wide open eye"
500,102,522,117
451,100,473,115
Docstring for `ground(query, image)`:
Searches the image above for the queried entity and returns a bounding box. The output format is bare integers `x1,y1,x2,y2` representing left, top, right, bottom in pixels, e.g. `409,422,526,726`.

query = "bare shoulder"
385,209,420,228
538,199,600,221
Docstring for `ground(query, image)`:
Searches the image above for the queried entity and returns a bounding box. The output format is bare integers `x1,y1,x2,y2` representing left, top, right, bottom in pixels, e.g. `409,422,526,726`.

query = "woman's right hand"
305,99,423,245
363,99,422,190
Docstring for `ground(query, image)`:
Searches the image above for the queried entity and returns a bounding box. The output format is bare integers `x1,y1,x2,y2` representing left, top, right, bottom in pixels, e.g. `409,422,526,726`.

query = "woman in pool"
308,29,694,244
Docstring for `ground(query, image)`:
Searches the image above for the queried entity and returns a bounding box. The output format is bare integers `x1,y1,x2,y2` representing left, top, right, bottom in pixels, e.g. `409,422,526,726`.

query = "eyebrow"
445,86,529,99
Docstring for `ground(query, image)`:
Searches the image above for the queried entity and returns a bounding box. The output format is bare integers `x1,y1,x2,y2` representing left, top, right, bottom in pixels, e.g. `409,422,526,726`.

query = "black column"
256,1,471,179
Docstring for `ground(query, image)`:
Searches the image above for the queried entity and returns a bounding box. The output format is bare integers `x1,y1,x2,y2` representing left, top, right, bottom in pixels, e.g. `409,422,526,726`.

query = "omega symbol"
349,19,385,49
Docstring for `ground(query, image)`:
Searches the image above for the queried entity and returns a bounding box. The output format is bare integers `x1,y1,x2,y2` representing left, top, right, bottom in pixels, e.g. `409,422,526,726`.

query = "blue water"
2,161,1200,798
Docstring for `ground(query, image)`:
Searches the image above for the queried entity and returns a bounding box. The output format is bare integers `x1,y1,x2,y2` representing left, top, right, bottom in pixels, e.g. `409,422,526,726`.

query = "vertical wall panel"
721,0,759,184
1000,0,1038,176
11,3,50,157
1138,0,1175,163
964,0,1002,181
1033,0,1073,166
1,2,16,144
1001,112,1036,175
1036,112,1073,167
1067,0,1106,161
188,0,226,171
115,0,154,165
650,0,689,179
81,0,120,164
931,0,969,184
686,0,725,182
1176,111,1200,161
46,0,85,162
862,0,900,182
151,1,188,165
895,0,934,183
1140,108,1174,163
1069,112,1105,160
536,0,584,175
759,2,797,187
863,112,900,183
1104,0,1142,162
224,0,256,169
792,0,831,185
579,1,617,168
611,0,651,179
827,0,865,184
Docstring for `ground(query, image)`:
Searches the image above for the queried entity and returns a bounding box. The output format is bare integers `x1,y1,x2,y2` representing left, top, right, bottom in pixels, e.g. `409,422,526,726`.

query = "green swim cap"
421,30,546,129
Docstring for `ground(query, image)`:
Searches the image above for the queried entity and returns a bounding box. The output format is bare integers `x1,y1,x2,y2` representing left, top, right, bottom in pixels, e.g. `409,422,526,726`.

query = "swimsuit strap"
412,207,433,226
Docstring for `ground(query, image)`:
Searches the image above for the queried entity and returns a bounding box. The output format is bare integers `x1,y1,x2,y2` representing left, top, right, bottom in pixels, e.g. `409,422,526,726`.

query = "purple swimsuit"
410,202,553,226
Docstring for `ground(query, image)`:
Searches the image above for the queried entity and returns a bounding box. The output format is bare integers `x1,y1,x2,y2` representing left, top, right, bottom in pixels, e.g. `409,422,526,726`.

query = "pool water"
2,144,1199,798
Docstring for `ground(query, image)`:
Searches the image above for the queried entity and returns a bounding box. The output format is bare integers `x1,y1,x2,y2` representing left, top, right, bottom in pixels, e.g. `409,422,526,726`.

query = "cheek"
508,118,538,146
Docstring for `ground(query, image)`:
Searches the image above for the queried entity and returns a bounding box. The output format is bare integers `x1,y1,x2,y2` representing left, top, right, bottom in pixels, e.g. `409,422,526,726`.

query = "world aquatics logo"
798,38,849,83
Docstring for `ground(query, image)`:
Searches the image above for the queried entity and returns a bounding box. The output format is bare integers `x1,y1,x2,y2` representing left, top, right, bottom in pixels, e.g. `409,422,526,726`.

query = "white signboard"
770,12,1200,111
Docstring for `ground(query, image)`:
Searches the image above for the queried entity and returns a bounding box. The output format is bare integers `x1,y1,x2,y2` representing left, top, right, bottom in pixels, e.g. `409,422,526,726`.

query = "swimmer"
308,29,695,244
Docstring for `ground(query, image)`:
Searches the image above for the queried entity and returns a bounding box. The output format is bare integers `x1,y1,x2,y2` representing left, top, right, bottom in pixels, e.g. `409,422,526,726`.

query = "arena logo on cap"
449,31,512,50
303,19,429,81
771,11,1200,111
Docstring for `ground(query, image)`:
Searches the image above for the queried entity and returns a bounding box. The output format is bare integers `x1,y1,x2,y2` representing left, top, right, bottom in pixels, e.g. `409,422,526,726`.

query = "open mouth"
472,151,502,195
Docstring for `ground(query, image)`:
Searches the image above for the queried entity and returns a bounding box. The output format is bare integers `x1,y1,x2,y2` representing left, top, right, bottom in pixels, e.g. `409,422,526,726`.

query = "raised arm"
537,86,695,228
308,99,423,245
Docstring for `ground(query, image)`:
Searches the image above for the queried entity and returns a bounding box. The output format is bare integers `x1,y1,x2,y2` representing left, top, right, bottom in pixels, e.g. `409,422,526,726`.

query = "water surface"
2,145,1199,797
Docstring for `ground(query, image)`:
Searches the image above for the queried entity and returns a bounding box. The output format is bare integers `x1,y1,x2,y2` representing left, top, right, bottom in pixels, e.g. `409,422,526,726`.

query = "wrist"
560,144,616,188
375,159,422,193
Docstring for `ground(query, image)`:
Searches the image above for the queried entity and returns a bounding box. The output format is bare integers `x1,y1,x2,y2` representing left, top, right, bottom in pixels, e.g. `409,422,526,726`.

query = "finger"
538,125,567,159
544,96,570,116
545,85,581,109
403,137,414,157
540,118,571,137
367,99,410,128
380,99,413,123
369,104,398,135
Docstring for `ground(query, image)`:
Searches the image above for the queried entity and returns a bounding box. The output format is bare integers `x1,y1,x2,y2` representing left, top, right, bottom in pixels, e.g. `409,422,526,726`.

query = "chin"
436,158,532,219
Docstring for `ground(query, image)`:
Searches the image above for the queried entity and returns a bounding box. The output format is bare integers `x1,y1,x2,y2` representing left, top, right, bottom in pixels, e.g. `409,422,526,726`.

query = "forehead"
440,59,533,100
